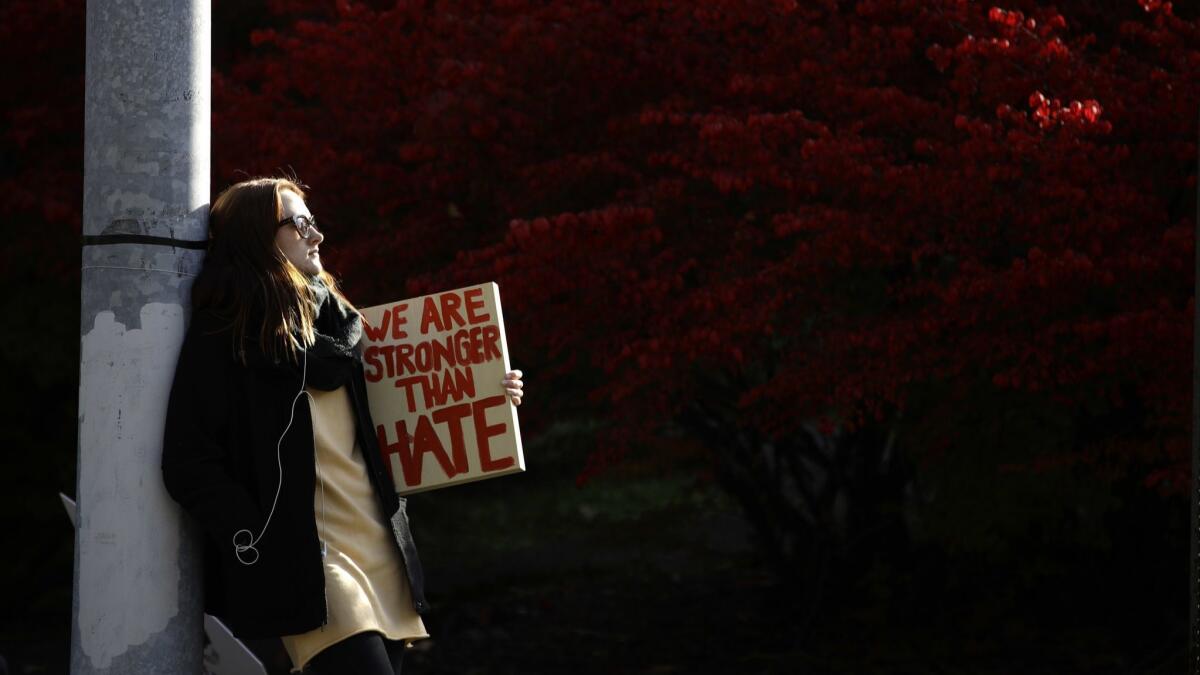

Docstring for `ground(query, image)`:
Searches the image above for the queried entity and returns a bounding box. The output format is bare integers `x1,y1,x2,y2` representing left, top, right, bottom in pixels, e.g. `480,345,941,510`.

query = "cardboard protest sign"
359,283,524,495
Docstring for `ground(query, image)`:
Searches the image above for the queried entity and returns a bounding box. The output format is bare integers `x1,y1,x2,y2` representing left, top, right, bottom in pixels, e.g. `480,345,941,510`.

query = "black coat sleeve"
161,315,263,549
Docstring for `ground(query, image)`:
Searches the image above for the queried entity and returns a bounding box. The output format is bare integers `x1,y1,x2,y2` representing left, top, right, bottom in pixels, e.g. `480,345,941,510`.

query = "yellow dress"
280,385,430,672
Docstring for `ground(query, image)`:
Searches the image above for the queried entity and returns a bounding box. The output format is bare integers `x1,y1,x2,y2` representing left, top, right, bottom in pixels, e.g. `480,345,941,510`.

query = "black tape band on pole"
82,234,208,249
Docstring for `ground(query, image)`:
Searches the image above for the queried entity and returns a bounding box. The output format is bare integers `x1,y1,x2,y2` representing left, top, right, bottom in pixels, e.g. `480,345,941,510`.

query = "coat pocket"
218,520,326,638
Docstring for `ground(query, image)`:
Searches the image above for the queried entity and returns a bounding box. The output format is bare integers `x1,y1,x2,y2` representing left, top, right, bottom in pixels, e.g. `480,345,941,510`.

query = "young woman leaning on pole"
162,176,525,674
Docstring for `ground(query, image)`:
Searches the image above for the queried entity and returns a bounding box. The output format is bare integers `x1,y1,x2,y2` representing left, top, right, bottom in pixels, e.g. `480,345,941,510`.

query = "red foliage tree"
209,0,1199,575
2,0,1196,587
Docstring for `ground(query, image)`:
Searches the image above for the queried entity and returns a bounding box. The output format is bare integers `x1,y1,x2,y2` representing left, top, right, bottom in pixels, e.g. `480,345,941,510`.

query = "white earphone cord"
233,348,328,566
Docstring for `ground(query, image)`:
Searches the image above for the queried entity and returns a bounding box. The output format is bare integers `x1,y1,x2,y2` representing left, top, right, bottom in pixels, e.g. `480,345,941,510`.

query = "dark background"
0,1,1195,673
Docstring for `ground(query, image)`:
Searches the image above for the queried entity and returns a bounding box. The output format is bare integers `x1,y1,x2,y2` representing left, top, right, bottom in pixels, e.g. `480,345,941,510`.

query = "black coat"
161,308,428,639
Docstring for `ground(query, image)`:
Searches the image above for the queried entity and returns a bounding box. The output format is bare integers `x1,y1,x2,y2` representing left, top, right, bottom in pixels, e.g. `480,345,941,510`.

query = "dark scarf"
302,275,363,391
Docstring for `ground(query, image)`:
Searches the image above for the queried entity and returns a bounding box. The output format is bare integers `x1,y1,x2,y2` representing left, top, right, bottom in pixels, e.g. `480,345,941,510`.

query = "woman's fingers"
502,369,524,390
503,369,524,405
504,367,528,403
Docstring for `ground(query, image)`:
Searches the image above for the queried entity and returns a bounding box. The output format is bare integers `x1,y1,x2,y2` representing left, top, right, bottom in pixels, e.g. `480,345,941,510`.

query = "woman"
162,176,524,674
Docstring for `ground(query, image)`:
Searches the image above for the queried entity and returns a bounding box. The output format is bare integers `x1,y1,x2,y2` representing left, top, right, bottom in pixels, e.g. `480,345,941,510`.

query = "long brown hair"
194,176,355,364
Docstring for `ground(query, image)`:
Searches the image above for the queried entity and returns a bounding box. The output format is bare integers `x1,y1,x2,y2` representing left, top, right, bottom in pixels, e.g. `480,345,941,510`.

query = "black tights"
303,631,407,674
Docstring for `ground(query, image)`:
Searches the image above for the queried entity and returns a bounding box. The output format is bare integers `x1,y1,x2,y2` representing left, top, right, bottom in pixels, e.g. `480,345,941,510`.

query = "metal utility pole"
73,2,211,673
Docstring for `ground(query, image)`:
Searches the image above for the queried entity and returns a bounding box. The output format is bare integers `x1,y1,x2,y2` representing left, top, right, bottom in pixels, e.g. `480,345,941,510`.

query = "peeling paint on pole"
74,0,210,673
76,306,187,667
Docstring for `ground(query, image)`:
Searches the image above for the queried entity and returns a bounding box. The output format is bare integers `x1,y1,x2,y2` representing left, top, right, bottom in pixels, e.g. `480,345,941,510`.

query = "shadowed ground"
0,431,1186,674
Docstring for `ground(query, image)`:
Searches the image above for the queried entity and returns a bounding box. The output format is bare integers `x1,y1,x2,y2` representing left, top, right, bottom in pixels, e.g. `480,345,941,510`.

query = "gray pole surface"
73,1,211,673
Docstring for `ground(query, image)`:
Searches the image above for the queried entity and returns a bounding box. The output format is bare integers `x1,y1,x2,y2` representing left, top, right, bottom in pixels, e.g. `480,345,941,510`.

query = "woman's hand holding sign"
503,370,524,406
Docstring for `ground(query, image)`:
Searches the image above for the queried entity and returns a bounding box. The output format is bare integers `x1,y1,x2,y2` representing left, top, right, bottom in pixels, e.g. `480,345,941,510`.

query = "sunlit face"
274,189,323,277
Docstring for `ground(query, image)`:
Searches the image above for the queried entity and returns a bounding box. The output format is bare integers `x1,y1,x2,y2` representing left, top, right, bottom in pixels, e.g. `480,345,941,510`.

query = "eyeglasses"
279,213,320,239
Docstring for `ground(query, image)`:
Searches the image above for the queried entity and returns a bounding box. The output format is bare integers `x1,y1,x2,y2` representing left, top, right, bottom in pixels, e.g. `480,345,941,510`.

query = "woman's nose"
309,227,324,244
